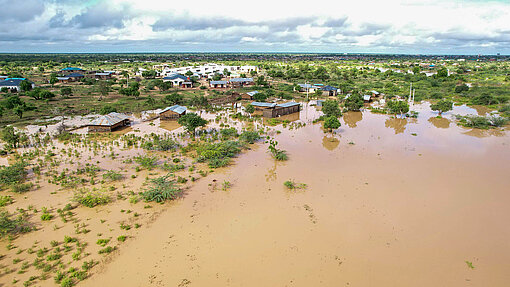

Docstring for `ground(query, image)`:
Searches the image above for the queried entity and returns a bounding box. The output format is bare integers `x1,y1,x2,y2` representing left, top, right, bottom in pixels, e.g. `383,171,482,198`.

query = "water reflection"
343,111,363,128
322,136,340,151
262,112,300,126
428,117,450,129
265,161,278,182
463,128,506,138
385,117,408,134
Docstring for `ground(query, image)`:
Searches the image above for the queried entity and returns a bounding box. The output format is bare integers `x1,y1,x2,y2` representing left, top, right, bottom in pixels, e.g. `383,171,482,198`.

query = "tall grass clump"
142,175,183,203
73,189,111,208
195,141,242,168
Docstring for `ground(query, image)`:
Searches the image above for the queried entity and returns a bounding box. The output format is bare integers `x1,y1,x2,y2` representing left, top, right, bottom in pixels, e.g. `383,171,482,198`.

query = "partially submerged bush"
102,170,122,181
134,155,158,170
0,161,27,189
239,131,260,144
284,180,307,190
141,135,179,151
142,175,183,203
73,189,111,208
456,115,508,129
195,141,243,168
0,210,32,238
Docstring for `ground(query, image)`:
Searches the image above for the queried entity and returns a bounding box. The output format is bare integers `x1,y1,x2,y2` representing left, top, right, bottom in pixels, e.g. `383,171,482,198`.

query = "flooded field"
71,103,510,287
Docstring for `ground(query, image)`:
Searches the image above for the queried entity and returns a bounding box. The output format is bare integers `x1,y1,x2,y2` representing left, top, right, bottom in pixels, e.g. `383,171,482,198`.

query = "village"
0,53,509,287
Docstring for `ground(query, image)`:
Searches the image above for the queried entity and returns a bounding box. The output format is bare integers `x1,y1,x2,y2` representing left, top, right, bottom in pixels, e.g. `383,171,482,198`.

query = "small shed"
88,112,131,132
321,85,339,96
210,80,228,88
363,95,372,102
251,101,276,111
263,102,301,118
242,91,259,100
229,78,254,87
159,105,187,120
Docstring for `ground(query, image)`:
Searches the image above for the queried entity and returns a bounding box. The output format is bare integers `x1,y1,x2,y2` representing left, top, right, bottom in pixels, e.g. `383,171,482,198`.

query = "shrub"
73,189,111,208
102,170,122,181
96,238,110,247
117,235,127,242
456,115,508,129
239,131,260,144
0,195,13,206
0,210,31,238
284,180,307,190
40,213,53,221
195,141,242,168
0,161,27,188
98,246,115,254
134,155,158,170
142,175,183,203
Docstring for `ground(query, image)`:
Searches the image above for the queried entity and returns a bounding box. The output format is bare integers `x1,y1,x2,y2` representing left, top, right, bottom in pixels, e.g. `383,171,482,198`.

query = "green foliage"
323,116,341,131
102,170,122,181
322,99,342,117
134,155,158,170
60,87,73,97
1,126,21,148
386,100,410,115
267,138,288,161
142,175,183,203
0,195,13,206
164,92,184,105
96,238,110,247
239,131,260,144
284,180,307,190
73,189,111,208
219,127,238,140
0,161,27,188
344,94,364,111
141,135,179,151
99,105,117,115
245,104,255,114
456,115,508,129
436,68,448,78
27,88,55,100
430,99,453,116
195,141,242,168
98,246,115,254
471,94,499,105
177,113,207,135
454,84,469,93
0,210,31,238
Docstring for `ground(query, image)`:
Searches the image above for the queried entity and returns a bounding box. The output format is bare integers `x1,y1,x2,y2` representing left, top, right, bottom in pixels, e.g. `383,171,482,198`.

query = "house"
95,72,113,79
61,67,83,73
0,78,34,92
159,105,187,120
321,85,340,96
363,95,372,102
296,83,321,93
57,77,70,83
251,101,277,110
229,77,254,87
163,74,192,88
87,112,131,132
371,90,380,97
67,73,85,81
242,91,259,100
209,80,228,88
250,101,301,118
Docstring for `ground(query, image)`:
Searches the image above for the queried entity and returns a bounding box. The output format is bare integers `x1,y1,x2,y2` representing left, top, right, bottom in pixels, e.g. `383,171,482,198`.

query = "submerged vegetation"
455,115,508,129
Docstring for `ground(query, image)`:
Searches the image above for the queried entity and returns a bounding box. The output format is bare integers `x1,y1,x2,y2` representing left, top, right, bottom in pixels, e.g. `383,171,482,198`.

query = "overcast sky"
0,0,509,54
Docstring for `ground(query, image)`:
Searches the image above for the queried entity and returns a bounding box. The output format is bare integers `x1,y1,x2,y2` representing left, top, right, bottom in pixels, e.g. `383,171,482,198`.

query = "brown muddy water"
81,103,510,287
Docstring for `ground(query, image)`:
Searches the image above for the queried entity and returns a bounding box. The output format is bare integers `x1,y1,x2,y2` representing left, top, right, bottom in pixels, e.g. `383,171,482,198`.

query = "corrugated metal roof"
0,79,25,87
210,81,227,85
67,73,84,77
89,112,130,126
230,78,253,82
277,102,300,108
363,95,371,101
163,74,188,81
321,85,338,91
57,77,70,80
62,67,83,71
251,102,276,108
247,91,259,96
160,105,187,115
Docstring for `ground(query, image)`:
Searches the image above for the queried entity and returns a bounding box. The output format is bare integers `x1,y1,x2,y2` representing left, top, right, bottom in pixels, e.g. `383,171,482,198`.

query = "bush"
102,170,122,181
73,189,111,208
456,115,508,129
142,175,183,203
0,210,32,238
239,131,260,144
284,180,307,190
134,155,158,170
195,141,242,168
0,195,13,207
0,161,27,188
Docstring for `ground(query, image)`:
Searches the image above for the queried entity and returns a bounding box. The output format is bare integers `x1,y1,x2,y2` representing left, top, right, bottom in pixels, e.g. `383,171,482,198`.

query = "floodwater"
82,102,510,287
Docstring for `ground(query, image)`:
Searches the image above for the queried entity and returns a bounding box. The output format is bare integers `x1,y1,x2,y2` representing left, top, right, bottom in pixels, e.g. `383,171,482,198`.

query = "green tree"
177,113,207,136
49,75,57,86
323,116,341,132
454,84,469,93
142,70,157,79
13,106,24,119
165,92,183,105
386,100,409,115
344,94,364,111
60,87,72,97
322,100,342,117
245,104,255,114
436,68,448,78
20,80,32,92
185,70,193,76
256,76,267,86
430,99,453,116
1,126,20,148
98,81,109,101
